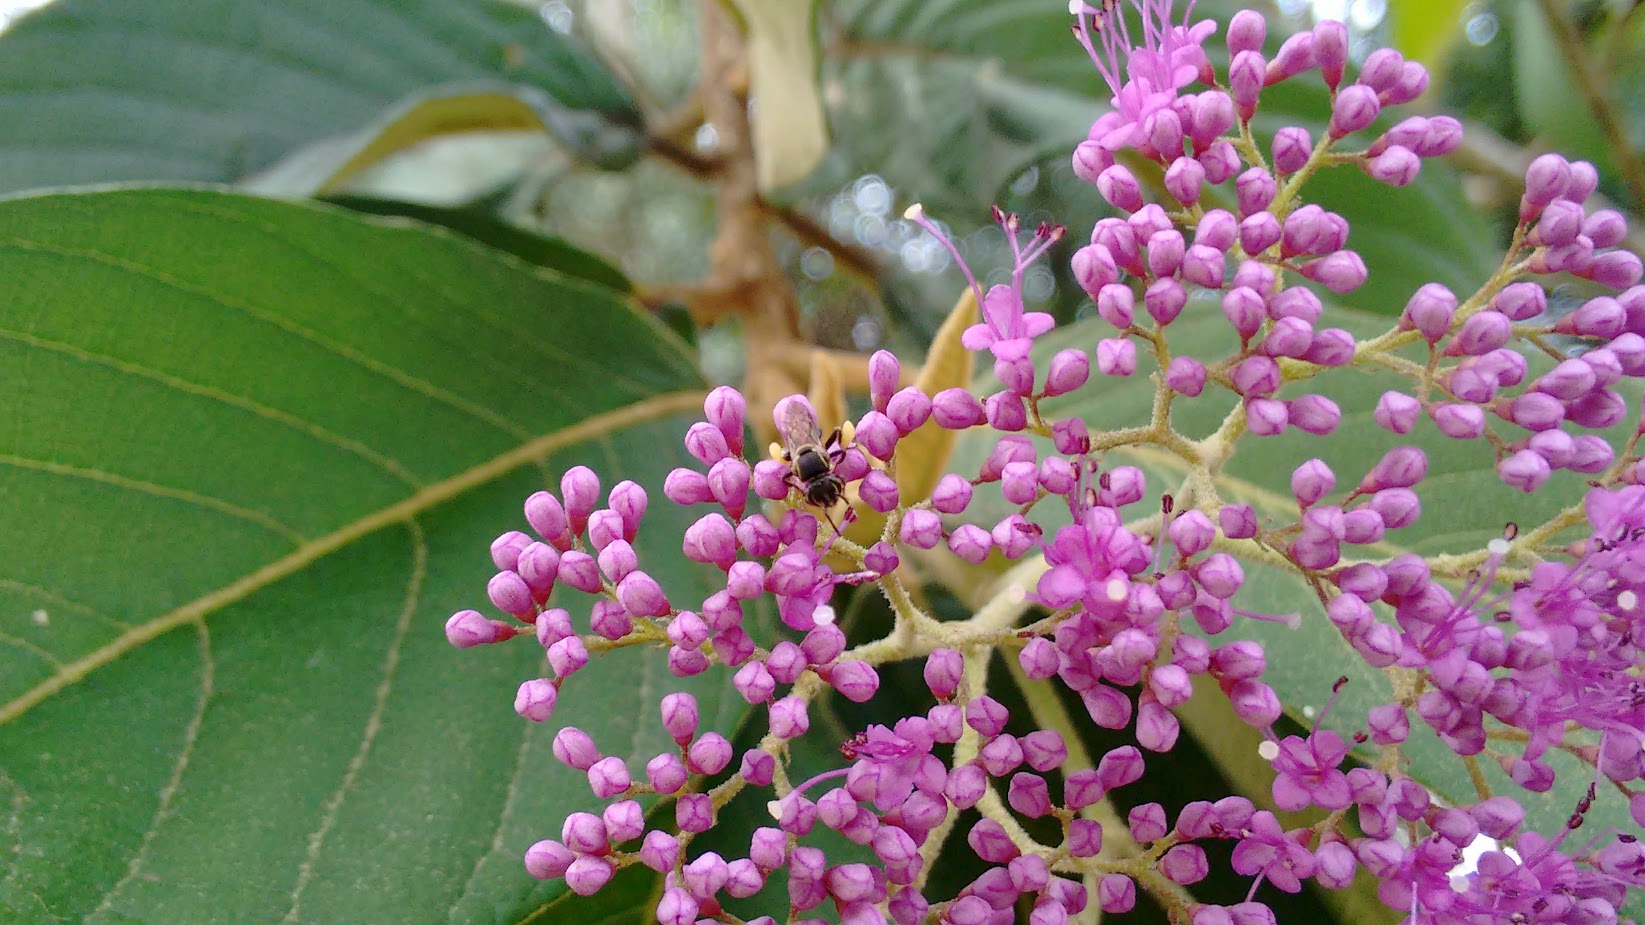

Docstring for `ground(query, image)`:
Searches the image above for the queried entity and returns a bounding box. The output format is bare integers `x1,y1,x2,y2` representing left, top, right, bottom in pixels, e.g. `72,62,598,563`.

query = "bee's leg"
826,426,849,462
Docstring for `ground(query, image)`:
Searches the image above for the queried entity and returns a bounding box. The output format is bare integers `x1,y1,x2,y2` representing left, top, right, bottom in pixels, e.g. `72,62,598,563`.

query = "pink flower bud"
1314,19,1348,87
878,388,932,439
524,839,575,880
1165,155,1207,205
1227,9,1266,55
1272,126,1311,174
553,726,600,770
1291,459,1335,507
1097,164,1144,212
1005,772,1052,818
1361,446,1427,490
931,388,985,428
514,678,558,721
488,570,535,620
1199,139,1242,183
1145,277,1187,324
446,609,504,647
1098,875,1136,914
1267,31,1316,83
1300,251,1368,294
1329,84,1380,138
1165,356,1206,395
1235,167,1277,216
524,490,571,548
1498,448,1551,492
1367,145,1420,186
830,660,880,702
857,469,898,513
1097,338,1137,377
587,756,631,798
675,793,714,833
1384,61,1430,104
1288,394,1340,435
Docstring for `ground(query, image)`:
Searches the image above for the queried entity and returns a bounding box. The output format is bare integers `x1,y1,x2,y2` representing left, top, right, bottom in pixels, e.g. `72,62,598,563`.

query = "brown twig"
698,0,807,416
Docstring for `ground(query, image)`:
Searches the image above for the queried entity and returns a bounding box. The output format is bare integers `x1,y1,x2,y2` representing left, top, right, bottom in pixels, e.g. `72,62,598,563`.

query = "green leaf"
812,0,1102,216
244,84,644,197
1387,0,1473,72
1512,0,1609,168
0,0,640,195
0,188,754,923
323,194,632,292
949,305,1639,858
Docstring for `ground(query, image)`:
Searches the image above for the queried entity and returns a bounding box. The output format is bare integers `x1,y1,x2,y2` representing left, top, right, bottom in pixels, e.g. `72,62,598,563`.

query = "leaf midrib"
0,388,707,728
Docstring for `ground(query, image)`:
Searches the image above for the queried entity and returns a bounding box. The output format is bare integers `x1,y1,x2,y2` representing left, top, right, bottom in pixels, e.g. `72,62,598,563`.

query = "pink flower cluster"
445,3,1645,923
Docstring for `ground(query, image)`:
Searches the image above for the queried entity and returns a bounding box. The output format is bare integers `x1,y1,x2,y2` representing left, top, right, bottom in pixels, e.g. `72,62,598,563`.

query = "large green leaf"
0,188,753,924
949,305,1639,877
0,0,639,196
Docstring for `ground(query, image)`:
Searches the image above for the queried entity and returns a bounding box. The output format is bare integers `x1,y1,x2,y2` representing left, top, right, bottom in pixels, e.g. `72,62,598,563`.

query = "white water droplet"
1257,740,1280,761
1487,537,1511,557
29,609,47,627
813,605,836,625
1618,589,1638,611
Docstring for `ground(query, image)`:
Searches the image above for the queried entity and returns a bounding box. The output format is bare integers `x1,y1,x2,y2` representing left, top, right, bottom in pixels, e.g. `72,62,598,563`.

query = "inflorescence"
446,3,1645,923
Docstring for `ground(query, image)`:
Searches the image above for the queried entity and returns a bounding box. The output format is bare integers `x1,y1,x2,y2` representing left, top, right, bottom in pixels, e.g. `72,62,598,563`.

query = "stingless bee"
770,397,853,510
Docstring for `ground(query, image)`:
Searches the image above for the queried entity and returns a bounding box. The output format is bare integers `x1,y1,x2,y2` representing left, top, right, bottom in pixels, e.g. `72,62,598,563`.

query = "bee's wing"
776,396,825,452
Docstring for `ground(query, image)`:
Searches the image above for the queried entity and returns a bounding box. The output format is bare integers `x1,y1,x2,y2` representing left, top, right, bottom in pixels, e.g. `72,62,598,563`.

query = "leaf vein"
0,453,308,545
0,325,423,488
85,620,214,923
0,389,703,728
0,236,532,441
281,520,427,923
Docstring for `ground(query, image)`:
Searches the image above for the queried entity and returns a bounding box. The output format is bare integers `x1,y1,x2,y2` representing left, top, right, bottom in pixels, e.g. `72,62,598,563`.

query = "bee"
770,397,851,509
